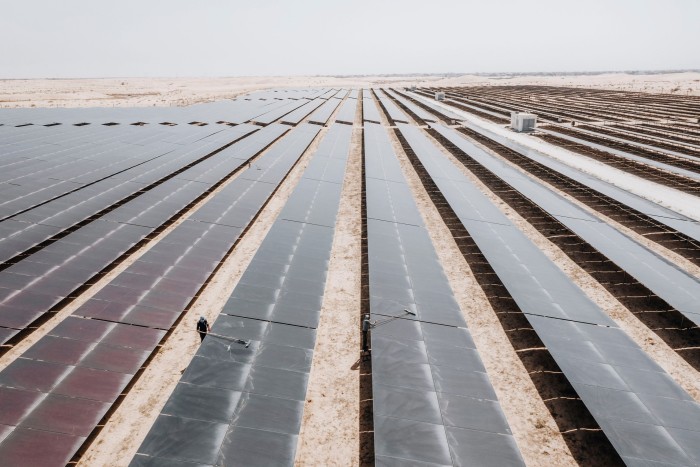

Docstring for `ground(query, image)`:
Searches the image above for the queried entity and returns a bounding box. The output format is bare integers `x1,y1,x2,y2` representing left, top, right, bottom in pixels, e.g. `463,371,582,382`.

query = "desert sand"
1,72,699,109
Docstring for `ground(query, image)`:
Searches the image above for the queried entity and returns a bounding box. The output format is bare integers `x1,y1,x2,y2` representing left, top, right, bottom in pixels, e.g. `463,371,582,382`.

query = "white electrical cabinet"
510,112,537,132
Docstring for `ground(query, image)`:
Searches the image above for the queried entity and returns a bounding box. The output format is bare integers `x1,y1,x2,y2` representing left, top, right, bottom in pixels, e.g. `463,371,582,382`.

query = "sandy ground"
1,72,699,109
76,122,328,466
294,124,363,466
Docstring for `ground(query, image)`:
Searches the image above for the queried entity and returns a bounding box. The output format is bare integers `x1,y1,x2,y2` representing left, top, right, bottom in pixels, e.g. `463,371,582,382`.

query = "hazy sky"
1,0,698,78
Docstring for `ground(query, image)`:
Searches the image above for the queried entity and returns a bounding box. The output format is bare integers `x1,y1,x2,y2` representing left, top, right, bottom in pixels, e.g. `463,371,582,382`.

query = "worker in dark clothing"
361,314,371,352
196,316,210,342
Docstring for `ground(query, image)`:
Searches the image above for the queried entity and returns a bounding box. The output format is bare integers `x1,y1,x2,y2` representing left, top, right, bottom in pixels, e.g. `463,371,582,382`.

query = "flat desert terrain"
1,71,699,109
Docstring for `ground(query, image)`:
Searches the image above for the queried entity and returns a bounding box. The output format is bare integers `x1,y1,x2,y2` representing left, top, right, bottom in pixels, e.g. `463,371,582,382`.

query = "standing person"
361,314,371,352
196,316,210,342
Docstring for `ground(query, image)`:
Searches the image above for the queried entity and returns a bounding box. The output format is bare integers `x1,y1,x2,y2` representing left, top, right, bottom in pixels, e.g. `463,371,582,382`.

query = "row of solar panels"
0,88,336,127
363,122,525,466
373,89,408,125
0,88,366,345
430,124,700,326
0,86,361,225
133,124,353,466
405,91,700,245
437,88,700,161
0,124,280,344
0,124,322,465
541,127,700,179
2,86,699,466
379,91,700,464
384,89,438,125
0,124,252,224
394,119,700,465
362,90,382,124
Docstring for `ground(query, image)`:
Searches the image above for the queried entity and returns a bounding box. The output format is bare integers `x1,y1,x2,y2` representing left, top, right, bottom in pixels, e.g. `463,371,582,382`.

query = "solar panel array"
430,124,700,326
133,124,352,466
362,91,382,124
550,125,700,162
385,89,438,123
280,98,325,125
543,127,700,181
396,122,700,466
334,97,358,125
0,124,284,344
2,85,700,466
363,122,524,466
458,120,700,242
308,97,342,126
0,123,321,465
404,91,464,121
373,89,409,125
0,88,332,127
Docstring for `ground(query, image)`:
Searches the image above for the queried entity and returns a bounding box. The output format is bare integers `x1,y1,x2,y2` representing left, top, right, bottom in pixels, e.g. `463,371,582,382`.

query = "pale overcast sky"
1,0,698,78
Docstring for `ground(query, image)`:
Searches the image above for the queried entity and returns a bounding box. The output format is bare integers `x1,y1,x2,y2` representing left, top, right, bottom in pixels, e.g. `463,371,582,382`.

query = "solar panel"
459,120,700,242
280,98,325,125
384,89,438,123
408,93,464,121
362,95,383,124
132,124,351,466
335,98,358,125
543,128,700,180
396,122,700,465
0,126,288,337
307,98,342,126
430,124,700,325
363,123,524,466
374,89,409,124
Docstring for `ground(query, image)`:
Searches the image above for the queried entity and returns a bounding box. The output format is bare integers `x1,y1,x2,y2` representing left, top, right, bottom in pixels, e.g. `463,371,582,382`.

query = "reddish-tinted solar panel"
0,326,19,346
2,261,49,278
50,316,114,343
0,387,45,426
73,299,127,322
176,255,219,273
0,424,11,444
101,323,165,351
0,428,85,467
0,272,35,289
166,265,210,285
119,306,179,330
0,359,70,392
0,306,43,330
93,284,143,307
22,335,93,366
53,366,130,402
111,272,160,290
18,393,110,437
1,290,63,312
138,289,192,312
26,275,76,297
79,344,148,374
125,260,170,277
156,277,201,298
